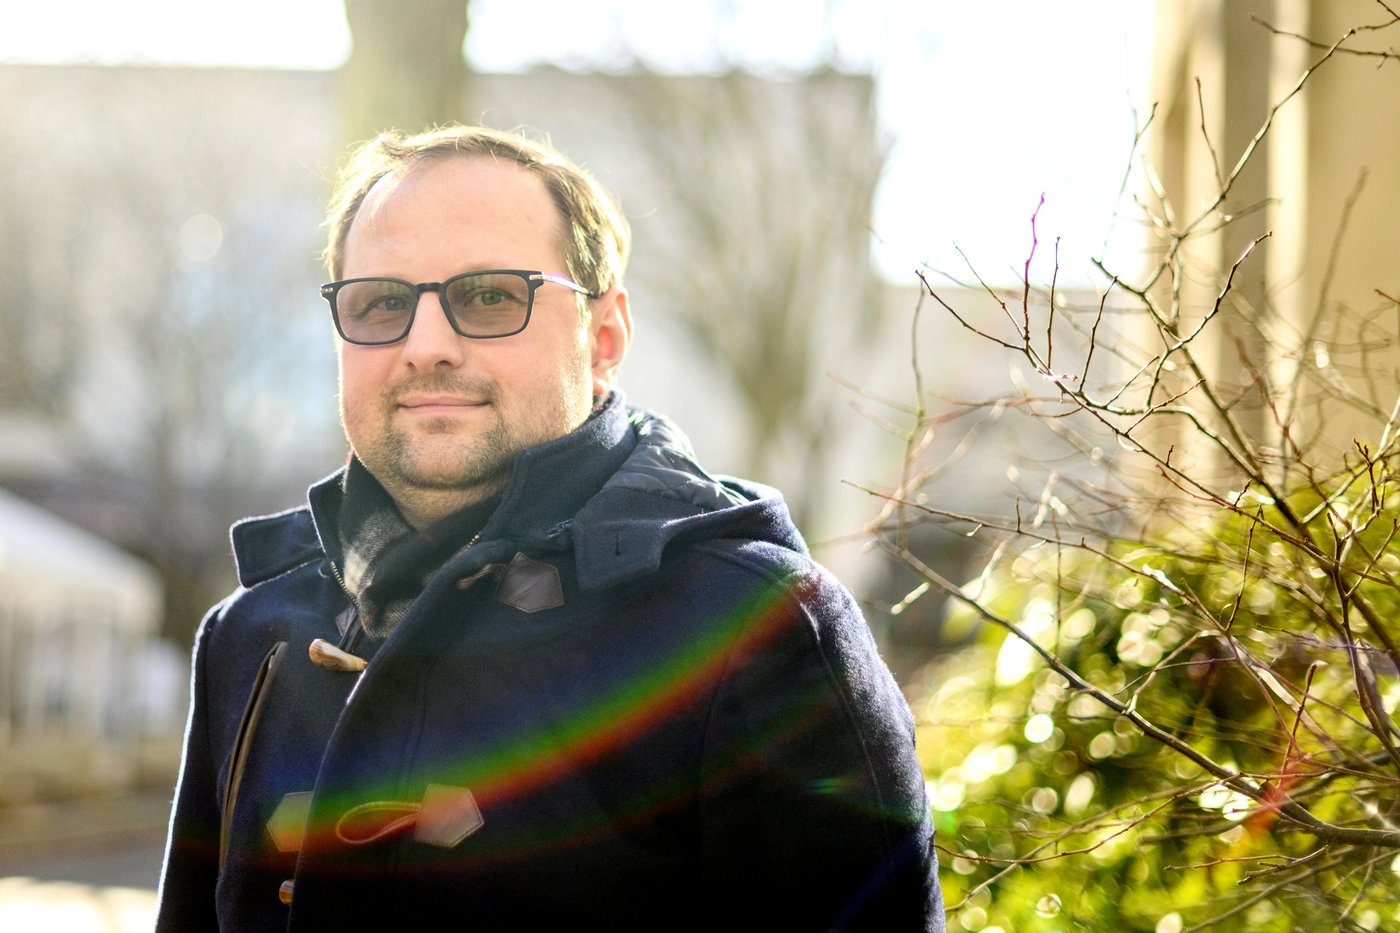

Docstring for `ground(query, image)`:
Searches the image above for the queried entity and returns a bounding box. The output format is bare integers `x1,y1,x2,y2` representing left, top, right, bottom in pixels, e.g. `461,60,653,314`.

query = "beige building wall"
1304,1,1400,327
1149,0,1400,481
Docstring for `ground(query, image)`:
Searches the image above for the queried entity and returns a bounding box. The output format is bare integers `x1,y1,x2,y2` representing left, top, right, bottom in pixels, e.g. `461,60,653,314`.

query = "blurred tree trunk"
341,0,471,146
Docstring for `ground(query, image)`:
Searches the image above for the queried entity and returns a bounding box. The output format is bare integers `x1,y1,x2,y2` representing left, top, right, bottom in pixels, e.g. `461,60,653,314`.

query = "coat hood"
570,402,809,590
230,391,808,592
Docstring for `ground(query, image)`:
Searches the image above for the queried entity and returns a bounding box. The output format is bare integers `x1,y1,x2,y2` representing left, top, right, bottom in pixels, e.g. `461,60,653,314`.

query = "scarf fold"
337,459,500,638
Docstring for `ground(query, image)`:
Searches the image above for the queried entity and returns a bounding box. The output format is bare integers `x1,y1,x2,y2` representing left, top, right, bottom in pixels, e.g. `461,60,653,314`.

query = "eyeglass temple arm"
529,273,594,297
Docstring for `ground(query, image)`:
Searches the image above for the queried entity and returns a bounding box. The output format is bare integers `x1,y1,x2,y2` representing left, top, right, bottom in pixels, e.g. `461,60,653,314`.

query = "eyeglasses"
320,270,593,345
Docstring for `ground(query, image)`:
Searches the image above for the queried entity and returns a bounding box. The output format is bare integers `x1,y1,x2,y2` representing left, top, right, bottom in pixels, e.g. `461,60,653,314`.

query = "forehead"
343,155,565,275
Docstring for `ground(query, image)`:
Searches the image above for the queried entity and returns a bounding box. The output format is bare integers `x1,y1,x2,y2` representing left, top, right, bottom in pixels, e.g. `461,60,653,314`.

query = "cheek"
504,320,590,386
338,348,390,420
547,321,594,392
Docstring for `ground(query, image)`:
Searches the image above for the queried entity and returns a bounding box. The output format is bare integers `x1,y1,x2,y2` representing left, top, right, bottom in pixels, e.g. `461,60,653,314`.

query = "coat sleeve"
698,564,944,932
155,606,224,933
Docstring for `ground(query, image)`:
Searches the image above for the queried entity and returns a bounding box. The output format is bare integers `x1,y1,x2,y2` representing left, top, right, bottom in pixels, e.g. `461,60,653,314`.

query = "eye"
376,294,411,313
475,289,506,307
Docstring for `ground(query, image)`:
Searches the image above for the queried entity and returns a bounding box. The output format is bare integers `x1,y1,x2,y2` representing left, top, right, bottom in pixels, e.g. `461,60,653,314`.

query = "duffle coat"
156,395,944,931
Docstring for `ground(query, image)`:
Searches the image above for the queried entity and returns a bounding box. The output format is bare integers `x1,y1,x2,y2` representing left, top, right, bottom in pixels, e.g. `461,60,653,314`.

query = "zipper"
327,559,364,652
327,558,355,606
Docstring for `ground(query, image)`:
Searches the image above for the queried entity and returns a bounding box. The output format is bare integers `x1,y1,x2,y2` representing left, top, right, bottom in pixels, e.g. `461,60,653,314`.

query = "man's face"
337,156,620,520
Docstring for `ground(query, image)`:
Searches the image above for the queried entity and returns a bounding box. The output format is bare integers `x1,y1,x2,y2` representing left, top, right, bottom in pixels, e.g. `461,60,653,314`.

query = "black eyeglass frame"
320,269,594,345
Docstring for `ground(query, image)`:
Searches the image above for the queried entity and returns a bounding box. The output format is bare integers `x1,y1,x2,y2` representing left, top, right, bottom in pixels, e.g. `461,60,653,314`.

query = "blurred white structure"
0,488,181,803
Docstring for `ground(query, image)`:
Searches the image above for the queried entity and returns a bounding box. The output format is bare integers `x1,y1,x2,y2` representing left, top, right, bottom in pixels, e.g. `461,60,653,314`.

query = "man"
156,126,943,931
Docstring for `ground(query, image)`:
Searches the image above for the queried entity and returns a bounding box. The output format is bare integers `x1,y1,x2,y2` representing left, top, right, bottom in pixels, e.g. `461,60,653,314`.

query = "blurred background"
0,0,1182,925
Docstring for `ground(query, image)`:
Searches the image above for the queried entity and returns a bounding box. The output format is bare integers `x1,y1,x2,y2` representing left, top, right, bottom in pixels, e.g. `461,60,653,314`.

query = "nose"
400,288,466,370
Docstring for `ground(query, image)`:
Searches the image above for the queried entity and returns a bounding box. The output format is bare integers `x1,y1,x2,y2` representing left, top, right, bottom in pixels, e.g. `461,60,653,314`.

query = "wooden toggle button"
456,563,503,590
278,880,294,905
309,638,367,672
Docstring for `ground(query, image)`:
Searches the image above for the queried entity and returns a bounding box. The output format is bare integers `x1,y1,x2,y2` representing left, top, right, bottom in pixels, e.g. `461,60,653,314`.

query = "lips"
396,395,489,416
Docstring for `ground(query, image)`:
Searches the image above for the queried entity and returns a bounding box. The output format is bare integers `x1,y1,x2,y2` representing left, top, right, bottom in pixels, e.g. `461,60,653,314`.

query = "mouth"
395,395,490,417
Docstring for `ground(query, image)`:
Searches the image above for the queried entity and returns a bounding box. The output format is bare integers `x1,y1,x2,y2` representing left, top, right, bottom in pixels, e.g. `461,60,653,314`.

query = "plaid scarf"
336,458,500,638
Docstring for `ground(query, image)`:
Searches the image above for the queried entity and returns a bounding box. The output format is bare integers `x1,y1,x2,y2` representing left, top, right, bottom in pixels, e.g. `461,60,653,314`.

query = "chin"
392,435,516,492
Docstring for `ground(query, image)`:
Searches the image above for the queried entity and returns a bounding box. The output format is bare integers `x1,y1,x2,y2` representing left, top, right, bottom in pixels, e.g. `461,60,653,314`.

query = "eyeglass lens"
334,272,533,343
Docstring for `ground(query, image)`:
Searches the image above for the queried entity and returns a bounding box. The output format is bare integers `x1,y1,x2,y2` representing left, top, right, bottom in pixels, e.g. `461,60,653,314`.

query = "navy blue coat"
156,397,944,931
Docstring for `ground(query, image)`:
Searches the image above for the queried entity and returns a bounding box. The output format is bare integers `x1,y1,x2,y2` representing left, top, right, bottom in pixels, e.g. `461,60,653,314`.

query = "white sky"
0,0,1154,286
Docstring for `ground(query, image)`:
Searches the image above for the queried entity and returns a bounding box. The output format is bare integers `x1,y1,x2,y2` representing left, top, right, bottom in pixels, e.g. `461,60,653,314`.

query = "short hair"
323,126,630,298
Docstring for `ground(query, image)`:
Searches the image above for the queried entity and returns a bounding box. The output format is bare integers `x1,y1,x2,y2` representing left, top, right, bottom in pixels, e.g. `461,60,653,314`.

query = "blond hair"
324,126,630,297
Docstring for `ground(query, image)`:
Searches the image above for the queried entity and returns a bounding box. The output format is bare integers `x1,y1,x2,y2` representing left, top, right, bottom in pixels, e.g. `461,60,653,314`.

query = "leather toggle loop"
334,801,420,845
267,792,315,853
494,553,564,612
334,784,484,848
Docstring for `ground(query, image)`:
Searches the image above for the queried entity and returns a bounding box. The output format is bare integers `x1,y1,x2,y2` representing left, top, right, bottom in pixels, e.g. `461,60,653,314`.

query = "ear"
587,287,632,396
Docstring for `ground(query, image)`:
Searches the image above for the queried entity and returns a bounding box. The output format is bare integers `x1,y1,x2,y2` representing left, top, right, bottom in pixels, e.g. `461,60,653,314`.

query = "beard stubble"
365,371,518,495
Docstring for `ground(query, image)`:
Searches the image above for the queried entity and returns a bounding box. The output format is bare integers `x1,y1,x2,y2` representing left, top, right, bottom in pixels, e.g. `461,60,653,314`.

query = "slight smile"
396,395,490,417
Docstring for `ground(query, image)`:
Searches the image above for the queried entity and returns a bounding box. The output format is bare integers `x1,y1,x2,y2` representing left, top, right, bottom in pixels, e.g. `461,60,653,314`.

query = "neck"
388,478,507,530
